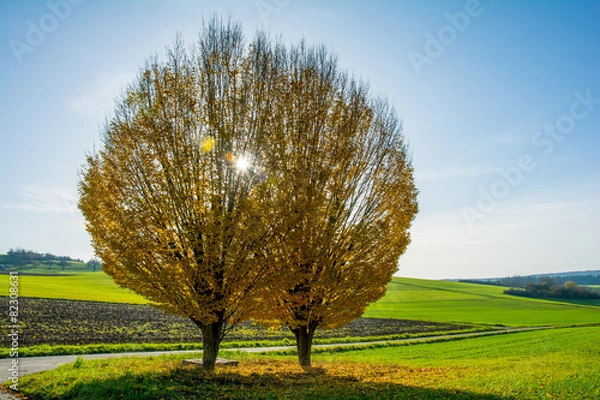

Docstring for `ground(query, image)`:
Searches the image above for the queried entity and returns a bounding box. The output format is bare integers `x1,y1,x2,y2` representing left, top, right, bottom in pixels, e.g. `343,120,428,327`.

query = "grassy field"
4,273,600,326
4,272,147,304
5,273,600,398
366,278,600,326
1,297,478,357
15,326,599,399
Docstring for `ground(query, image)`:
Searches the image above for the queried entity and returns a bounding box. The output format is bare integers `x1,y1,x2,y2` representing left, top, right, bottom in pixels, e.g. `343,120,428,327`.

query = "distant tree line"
3,248,82,264
461,272,600,288
0,248,103,273
0,248,86,271
503,278,600,300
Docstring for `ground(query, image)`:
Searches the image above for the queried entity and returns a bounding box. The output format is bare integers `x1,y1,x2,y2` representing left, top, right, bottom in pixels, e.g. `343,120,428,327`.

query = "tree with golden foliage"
253,44,418,367
79,18,287,371
79,17,417,371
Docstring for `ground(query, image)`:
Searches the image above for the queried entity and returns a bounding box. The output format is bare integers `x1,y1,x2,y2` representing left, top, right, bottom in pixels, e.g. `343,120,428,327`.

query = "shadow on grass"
20,362,510,400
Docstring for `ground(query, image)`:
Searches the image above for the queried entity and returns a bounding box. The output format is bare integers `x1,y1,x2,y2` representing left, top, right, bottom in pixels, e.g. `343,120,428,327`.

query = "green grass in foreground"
15,327,599,399
366,278,600,326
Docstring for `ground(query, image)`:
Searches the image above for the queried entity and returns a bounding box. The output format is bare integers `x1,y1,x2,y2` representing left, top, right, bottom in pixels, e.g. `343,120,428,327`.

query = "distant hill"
460,270,600,288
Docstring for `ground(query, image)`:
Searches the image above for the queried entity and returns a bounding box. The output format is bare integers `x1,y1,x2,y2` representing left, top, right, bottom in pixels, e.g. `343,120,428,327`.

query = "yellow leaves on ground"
183,359,452,390
185,359,450,386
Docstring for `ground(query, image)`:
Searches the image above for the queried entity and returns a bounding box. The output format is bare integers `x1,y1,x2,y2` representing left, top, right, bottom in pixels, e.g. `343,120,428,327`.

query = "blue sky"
1,0,599,279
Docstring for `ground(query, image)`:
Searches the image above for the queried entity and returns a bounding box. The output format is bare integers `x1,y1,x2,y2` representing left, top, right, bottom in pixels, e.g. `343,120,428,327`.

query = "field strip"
288,326,555,352
0,326,552,377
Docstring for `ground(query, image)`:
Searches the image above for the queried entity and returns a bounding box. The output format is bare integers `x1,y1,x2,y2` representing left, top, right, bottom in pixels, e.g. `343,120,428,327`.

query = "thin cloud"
398,192,600,279
497,199,600,216
0,185,78,214
415,164,497,181
69,71,133,117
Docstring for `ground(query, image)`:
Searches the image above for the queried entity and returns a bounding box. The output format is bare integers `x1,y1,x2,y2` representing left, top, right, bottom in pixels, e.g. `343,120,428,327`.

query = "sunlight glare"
235,156,250,172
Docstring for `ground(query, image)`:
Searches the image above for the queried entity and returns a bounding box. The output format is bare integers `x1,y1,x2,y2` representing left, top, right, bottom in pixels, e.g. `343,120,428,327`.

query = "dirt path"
0,391,19,400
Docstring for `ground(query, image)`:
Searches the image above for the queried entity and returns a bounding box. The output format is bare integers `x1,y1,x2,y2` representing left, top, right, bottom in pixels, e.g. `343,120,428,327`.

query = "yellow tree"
256,44,419,367
79,18,284,371
79,18,417,371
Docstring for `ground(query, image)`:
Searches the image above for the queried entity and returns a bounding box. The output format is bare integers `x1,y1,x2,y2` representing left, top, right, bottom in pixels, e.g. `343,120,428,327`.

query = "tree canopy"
79,16,418,370
251,43,418,366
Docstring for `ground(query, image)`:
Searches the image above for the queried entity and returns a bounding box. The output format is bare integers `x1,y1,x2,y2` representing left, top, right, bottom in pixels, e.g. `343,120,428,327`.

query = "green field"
300,325,600,398
16,326,599,399
366,278,600,326
5,272,600,399
5,272,147,304
5,273,600,327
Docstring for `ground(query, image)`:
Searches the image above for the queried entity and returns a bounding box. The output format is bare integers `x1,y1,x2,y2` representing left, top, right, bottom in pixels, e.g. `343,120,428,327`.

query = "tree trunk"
291,323,317,368
198,318,224,371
